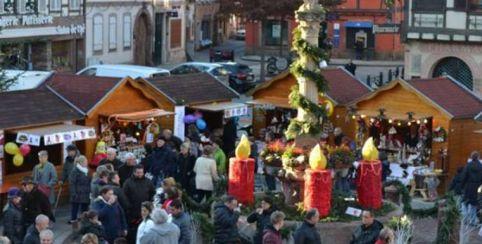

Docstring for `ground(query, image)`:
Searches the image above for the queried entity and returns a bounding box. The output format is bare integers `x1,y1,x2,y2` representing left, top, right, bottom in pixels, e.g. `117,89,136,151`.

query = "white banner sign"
16,132,41,146
174,106,185,141
44,128,96,146
224,105,248,118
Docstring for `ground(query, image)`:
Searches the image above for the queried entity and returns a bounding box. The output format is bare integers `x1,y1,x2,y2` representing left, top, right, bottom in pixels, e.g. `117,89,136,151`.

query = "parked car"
220,62,256,93
77,64,170,78
209,48,234,62
234,29,246,40
169,62,230,84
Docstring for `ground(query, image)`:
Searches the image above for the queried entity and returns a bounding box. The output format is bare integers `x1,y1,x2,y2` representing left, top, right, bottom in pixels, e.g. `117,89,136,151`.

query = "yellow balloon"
4,142,19,155
362,137,379,161
309,144,327,170
235,135,251,160
13,154,24,167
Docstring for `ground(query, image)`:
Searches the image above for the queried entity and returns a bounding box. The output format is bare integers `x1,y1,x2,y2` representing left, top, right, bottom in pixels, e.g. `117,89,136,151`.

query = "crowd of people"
0,123,480,244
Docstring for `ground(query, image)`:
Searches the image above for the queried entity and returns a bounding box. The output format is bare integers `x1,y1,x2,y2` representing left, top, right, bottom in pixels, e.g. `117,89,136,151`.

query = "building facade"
85,0,154,66
403,0,482,95
153,0,187,65
189,0,219,50
0,0,85,72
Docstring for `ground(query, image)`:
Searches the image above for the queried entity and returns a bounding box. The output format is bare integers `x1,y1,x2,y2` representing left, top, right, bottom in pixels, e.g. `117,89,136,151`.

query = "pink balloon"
19,144,31,156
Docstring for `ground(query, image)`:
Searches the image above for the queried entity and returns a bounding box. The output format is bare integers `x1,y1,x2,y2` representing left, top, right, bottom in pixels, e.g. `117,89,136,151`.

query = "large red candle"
356,160,382,209
228,158,255,205
304,169,332,217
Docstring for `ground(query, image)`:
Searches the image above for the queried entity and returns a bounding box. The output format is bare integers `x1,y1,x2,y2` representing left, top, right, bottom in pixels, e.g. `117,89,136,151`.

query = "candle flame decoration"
362,137,379,161
235,134,251,160
309,144,327,170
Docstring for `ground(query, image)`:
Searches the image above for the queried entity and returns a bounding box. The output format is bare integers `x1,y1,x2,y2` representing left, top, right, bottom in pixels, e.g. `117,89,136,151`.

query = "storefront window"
49,0,60,11
263,20,288,46
37,0,46,13
109,14,117,51
93,14,103,52
123,13,132,49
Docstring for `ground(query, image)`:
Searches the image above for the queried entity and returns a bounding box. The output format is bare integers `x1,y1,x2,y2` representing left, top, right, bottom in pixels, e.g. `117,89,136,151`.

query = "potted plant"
260,140,285,175
328,146,355,177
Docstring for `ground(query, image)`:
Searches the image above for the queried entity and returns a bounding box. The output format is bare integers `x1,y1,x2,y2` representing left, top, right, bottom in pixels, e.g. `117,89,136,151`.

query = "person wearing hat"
3,187,23,244
60,144,79,185
32,150,58,204
20,176,54,228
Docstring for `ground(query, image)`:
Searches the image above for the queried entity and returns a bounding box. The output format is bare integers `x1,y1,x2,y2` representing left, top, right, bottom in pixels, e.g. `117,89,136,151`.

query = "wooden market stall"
349,76,482,186
0,88,93,204
249,67,372,141
46,74,174,161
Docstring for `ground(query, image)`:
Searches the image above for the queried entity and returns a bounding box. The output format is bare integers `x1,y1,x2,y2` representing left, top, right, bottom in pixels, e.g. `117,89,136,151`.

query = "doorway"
134,10,153,66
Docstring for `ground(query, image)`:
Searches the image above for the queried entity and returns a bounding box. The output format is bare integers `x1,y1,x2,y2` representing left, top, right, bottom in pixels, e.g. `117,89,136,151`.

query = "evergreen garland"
384,180,439,217
286,27,329,139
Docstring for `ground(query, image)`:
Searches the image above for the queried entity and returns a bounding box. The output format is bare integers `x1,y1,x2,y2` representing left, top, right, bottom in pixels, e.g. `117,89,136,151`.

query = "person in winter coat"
194,146,219,202
32,150,58,204
169,199,193,244
213,195,241,244
262,211,285,244
23,214,49,244
136,201,154,244
449,167,465,195
212,139,227,175
293,208,321,244
222,118,238,156
351,210,384,244
149,137,177,187
91,186,127,244
99,148,123,171
39,229,54,244
247,196,276,244
153,177,177,208
107,172,130,212
79,210,105,243
460,151,482,207
118,152,136,186
20,177,54,228
90,169,109,201
69,155,92,223
122,164,155,243
140,208,180,244
60,144,78,185
162,129,183,152
3,187,23,244
176,143,196,192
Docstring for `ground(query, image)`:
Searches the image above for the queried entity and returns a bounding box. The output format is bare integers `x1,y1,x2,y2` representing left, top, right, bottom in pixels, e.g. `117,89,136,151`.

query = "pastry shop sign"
0,15,54,28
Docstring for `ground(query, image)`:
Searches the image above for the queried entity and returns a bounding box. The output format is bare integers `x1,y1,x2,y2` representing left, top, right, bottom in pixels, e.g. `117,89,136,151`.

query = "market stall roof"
44,73,123,114
0,89,83,130
191,102,248,118
107,109,174,123
145,73,239,105
13,124,96,146
351,77,482,119
249,67,371,106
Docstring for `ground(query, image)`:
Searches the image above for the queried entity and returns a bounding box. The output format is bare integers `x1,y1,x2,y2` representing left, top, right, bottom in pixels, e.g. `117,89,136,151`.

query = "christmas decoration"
304,144,331,217
4,142,19,155
357,137,382,209
228,135,255,205
19,144,31,156
13,153,24,166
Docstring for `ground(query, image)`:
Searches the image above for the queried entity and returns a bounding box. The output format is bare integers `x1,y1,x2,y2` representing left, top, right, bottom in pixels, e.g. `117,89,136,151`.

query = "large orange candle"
356,138,382,209
304,145,332,217
228,135,255,205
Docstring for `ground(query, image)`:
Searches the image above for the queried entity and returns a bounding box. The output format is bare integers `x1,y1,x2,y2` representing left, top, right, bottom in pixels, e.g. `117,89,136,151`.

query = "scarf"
76,164,88,175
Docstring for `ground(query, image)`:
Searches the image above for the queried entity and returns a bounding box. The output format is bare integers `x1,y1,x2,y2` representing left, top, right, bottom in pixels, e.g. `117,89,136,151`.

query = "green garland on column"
286,27,329,139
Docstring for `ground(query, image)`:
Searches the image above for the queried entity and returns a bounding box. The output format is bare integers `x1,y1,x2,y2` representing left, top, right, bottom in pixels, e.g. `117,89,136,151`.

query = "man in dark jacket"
222,118,238,156
293,208,321,244
263,211,285,244
169,199,193,244
149,137,177,187
123,164,155,243
460,151,482,207
91,186,127,244
247,196,276,244
162,129,183,152
176,143,196,191
60,144,78,185
107,171,130,212
23,214,50,244
118,152,136,186
350,210,383,244
20,177,54,228
3,187,23,244
99,148,123,171
213,195,241,244
449,167,465,195
90,169,109,201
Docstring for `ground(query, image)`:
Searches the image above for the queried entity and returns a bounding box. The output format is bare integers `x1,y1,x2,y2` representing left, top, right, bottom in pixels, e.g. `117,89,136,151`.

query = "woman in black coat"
460,151,482,207
69,155,92,223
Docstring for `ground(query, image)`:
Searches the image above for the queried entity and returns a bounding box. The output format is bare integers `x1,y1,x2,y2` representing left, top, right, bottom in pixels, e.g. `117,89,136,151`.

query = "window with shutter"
50,0,60,11
37,0,46,13
109,15,117,51
70,0,79,10
93,15,103,52
170,19,182,49
123,14,132,48
16,0,26,13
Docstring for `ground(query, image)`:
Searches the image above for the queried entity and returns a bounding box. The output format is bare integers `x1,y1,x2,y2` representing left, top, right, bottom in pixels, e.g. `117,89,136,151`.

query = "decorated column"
356,137,383,209
286,0,327,141
228,135,255,205
304,144,332,217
